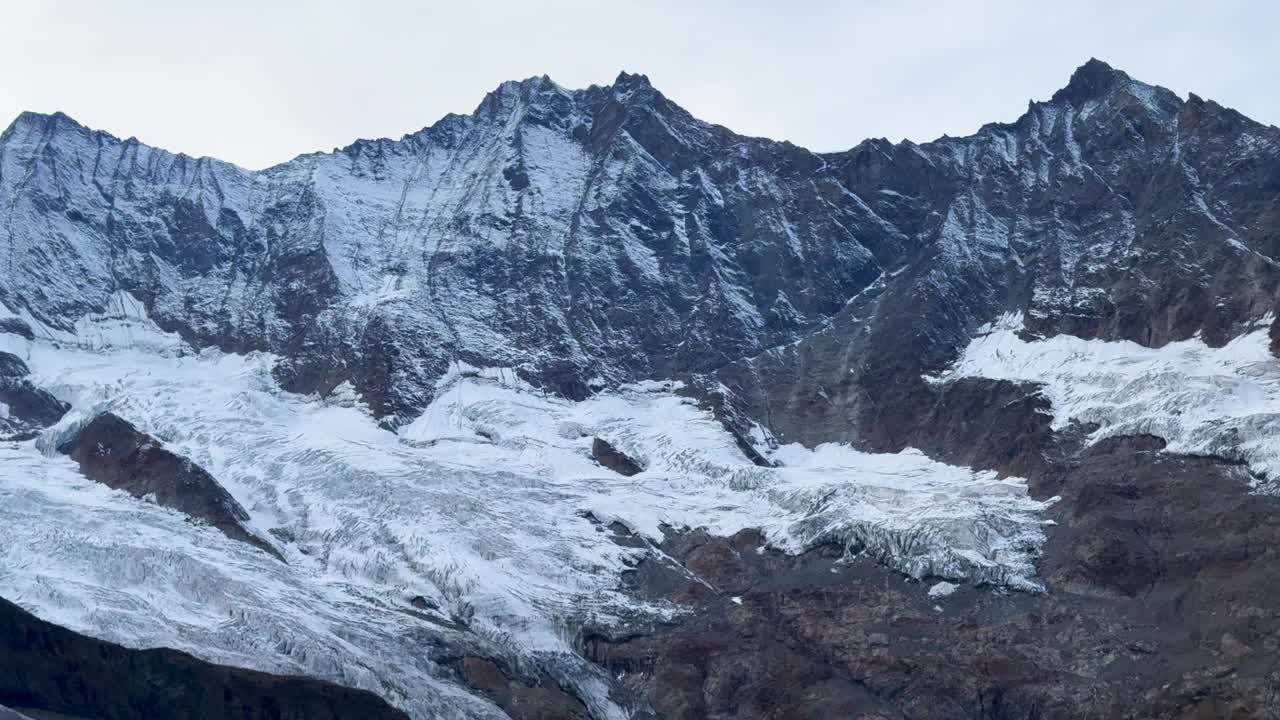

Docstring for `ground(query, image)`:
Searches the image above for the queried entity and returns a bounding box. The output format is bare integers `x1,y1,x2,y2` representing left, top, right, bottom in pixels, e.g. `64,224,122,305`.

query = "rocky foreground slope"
1,60,1279,718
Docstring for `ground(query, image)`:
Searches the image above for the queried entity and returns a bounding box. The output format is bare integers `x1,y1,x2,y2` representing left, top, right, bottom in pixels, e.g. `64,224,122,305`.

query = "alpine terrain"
2,58,1280,719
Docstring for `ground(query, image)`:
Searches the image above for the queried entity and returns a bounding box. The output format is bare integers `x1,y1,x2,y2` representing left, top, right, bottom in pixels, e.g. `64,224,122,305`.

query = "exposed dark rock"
582,429,1280,719
450,655,591,720
0,381,66,428
57,413,279,559
1271,311,1280,358
0,318,34,341
0,596,408,720
0,376,69,441
409,595,438,611
592,437,644,476
0,353,28,378
900,377,1070,480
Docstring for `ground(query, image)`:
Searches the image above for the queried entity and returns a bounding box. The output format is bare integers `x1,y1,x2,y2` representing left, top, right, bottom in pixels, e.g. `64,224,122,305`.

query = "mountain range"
1,59,1279,719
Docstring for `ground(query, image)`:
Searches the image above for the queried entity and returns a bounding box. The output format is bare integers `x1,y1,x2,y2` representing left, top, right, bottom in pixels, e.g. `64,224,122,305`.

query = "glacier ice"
937,312,1280,490
0,304,1056,718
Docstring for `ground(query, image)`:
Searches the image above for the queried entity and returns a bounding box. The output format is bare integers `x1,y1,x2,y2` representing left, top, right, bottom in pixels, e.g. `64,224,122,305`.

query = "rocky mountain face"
717,59,1280,452
2,60,1276,433
0,71,892,423
0,350,66,440
57,412,281,559
2,59,1280,719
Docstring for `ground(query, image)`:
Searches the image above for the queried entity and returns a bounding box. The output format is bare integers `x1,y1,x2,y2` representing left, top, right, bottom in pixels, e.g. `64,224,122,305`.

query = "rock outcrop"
57,413,278,559
0,351,67,441
591,437,644,476
0,597,408,720
452,655,591,720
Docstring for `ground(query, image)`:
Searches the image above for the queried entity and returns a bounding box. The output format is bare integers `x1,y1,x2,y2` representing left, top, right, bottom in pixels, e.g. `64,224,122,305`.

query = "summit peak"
1050,58,1133,105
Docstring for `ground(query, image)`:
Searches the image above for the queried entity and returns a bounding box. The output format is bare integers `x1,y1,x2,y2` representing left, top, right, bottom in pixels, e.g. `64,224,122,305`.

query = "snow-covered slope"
937,312,1280,489
7,60,1273,433
0,75,891,423
0,302,1051,718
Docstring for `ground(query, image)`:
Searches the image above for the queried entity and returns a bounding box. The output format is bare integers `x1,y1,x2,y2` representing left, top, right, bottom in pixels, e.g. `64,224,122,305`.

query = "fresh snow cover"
402,367,1052,592
937,312,1280,490
0,303,1053,719
0,90,893,428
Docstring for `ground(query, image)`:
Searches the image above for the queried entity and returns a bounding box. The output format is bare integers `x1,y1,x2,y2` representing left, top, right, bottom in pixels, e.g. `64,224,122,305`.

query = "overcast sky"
5,0,1277,169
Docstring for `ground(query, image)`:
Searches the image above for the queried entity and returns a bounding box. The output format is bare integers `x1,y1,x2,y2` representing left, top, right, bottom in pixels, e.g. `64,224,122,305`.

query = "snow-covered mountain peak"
472,74,569,117
1,110,92,141
611,71,652,87
609,70,658,101
1039,57,1181,124
1,110,110,159
1051,57,1134,104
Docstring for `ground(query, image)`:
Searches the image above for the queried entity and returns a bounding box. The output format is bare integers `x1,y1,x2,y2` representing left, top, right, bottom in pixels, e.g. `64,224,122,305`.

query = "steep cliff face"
4,62,1275,434
0,73,897,422
717,59,1280,450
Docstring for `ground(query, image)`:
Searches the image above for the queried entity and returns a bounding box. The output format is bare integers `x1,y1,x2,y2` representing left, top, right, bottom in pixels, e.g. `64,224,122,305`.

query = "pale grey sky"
5,0,1277,169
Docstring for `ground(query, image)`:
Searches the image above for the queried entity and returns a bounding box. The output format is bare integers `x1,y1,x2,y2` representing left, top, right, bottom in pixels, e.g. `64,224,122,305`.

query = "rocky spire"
1050,57,1133,105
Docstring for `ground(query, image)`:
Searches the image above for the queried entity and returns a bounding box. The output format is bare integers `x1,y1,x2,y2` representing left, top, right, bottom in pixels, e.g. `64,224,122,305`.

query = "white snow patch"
400,370,1053,591
2,303,1055,718
16,291,189,356
928,581,958,599
938,313,1280,488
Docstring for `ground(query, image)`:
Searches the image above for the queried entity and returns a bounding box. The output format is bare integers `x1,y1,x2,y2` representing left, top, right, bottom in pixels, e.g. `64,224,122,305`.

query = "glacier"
936,312,1280,491
0,296,1054,718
